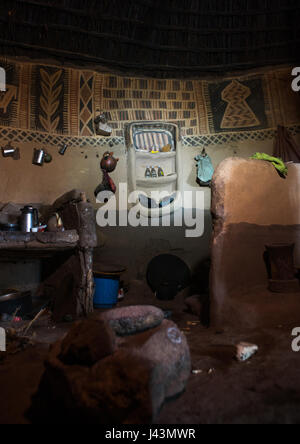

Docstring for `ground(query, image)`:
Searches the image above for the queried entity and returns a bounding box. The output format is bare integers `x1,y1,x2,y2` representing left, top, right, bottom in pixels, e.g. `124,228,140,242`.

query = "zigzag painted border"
0,125,299,148
0,127,124,147
182,125,300,147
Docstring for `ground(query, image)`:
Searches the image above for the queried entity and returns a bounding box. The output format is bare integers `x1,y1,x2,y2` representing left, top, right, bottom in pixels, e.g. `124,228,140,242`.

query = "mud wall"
210,158,300,330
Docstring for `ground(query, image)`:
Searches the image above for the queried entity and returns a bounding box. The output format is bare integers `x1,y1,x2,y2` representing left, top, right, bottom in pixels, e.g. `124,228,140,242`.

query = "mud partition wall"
210,158,300,330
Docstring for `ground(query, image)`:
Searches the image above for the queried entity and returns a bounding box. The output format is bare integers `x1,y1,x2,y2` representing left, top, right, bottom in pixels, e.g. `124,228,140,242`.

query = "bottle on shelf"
151,167,157,178
145,166,151,178
158,166,165,177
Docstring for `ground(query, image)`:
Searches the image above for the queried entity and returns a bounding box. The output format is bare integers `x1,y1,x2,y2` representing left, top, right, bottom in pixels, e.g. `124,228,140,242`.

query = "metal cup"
33,148,45,166
2,148,15,157
59,144,68,155
2,143,16,157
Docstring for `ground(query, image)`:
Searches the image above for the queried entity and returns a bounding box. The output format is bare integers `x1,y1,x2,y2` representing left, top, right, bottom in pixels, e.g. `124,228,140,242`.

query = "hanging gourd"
94,151,119,198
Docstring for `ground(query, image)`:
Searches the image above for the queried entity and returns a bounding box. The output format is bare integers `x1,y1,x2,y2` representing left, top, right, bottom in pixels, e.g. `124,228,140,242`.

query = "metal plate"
0,290,29,302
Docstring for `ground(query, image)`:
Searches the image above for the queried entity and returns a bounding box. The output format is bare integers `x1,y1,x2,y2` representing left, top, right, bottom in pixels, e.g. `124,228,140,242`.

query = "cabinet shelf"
135,151,176,160
136,174,178,188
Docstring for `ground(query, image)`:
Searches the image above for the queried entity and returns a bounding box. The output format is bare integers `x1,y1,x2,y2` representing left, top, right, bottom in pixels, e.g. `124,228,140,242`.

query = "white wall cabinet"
125,122,183,217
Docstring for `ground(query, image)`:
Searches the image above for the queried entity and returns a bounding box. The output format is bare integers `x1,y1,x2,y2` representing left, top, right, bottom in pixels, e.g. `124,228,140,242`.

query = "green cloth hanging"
251,152,288,177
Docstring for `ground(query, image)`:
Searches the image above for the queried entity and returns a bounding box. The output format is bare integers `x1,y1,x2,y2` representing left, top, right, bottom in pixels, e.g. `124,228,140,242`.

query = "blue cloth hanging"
195,152,214,186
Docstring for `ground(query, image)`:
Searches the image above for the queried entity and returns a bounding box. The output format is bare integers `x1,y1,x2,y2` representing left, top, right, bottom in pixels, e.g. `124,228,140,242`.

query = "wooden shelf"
0,230,79,252
136,174,177,188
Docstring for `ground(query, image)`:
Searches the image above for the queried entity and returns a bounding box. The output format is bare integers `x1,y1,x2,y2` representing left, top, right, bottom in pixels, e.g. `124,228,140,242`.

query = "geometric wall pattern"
0,57,299,144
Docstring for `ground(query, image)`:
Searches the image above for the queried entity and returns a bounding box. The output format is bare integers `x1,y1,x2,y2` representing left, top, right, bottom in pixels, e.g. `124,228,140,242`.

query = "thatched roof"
0,0,299,78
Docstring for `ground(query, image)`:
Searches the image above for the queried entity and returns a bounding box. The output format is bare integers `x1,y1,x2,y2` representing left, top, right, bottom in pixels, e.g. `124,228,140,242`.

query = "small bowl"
31,225,47,233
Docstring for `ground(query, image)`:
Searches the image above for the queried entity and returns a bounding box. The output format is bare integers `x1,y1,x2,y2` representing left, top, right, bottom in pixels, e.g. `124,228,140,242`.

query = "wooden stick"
0,38,297,74
15,0,300,18
1,18,299,55
23,308,47,336
10,306,21,326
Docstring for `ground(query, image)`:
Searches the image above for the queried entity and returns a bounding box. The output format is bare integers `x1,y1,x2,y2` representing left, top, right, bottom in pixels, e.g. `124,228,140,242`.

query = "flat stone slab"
95,305,165,336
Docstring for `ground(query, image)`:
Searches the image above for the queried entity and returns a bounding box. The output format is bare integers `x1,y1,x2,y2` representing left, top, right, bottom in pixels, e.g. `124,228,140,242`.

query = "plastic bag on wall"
195,151,214,187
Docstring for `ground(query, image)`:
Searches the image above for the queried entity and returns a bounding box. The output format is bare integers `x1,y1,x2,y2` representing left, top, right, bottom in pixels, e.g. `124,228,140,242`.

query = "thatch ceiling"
0,0,299,78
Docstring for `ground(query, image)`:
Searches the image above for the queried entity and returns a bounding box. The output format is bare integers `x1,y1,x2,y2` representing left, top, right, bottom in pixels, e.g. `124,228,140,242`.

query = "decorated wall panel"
0,58,299,148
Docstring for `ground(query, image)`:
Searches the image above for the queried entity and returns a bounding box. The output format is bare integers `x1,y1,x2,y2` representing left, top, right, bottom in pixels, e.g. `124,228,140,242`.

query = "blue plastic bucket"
93,274,120,309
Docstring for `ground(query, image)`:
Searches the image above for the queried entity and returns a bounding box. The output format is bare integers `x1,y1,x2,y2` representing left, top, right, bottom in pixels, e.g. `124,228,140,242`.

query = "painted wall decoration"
221,81,260,129
0,58,299,148
102,76,198,137
79,71,95,136
37,67,64,133
204,77,269,133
